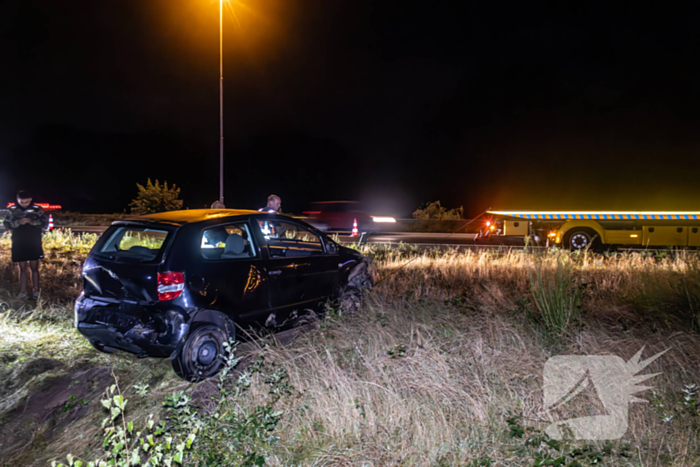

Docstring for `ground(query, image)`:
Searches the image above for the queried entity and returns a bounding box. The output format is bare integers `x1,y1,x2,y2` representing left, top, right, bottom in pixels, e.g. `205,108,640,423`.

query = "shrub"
411,201,464,232
129,179,183,215
412,200,463,221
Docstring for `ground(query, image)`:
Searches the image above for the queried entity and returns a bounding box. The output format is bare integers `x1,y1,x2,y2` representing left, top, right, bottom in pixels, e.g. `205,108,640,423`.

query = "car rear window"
96,226,170,262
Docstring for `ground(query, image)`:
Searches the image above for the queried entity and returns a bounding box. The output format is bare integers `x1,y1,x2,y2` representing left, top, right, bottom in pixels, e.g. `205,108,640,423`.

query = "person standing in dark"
258,194,281,213
3,190,48,299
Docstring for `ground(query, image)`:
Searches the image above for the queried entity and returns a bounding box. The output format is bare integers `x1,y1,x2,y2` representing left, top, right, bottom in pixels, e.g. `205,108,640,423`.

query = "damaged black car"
74,209,373,381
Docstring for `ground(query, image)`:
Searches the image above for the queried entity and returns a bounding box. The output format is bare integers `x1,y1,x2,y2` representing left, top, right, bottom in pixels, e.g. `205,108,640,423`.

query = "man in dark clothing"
258,194,281,213
3,190,48,299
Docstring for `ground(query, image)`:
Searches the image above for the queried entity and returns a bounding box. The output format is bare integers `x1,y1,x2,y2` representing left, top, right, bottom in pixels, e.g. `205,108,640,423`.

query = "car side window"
258,220,324,258
201,222,256,260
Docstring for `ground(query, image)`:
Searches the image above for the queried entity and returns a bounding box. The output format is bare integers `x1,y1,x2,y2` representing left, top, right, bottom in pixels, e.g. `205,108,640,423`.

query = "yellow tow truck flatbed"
485,210,700,250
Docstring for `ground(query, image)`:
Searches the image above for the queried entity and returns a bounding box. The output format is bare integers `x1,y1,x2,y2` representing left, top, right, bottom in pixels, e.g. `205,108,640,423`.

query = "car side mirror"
326,242,338,254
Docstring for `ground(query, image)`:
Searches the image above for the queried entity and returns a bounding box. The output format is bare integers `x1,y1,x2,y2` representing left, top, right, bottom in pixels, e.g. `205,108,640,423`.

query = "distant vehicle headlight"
372,217,396,223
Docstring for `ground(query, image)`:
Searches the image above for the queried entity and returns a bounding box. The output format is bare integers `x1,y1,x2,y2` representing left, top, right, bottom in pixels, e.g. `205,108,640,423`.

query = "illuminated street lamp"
219,0,224,204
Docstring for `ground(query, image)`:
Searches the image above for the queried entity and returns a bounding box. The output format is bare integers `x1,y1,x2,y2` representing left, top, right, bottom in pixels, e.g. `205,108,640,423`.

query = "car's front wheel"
171,323,229,382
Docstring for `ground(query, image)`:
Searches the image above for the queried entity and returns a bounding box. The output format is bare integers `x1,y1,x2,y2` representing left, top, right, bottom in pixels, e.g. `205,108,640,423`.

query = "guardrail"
370,218,482,234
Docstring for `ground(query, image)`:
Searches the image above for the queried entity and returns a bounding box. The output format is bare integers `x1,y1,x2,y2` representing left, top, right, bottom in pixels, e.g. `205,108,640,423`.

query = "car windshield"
96,226,170,262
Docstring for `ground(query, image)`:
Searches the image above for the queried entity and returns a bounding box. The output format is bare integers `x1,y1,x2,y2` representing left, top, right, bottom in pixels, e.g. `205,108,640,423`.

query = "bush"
412,201,463,221
129,179,183,215
411,201,464,232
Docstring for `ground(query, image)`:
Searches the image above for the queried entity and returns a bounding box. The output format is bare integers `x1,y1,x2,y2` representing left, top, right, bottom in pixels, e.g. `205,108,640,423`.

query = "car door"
256,218,338,322
194,221,270,328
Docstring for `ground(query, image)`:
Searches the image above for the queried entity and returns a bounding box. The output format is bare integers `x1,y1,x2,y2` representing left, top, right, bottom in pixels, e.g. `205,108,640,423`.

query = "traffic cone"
351,218,359,237
48,214,54,231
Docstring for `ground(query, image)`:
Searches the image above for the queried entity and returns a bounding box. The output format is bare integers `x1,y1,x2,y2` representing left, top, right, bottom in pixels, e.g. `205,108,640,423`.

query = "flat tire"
171,323,229,382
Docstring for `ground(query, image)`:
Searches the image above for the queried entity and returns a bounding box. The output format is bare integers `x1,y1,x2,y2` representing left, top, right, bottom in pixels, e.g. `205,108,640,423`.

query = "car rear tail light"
157,272,185,301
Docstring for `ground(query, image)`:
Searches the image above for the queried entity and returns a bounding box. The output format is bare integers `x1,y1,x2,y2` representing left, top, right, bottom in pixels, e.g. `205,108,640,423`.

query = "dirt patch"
0,353,17,365
16,358,65,381
0,366,112,463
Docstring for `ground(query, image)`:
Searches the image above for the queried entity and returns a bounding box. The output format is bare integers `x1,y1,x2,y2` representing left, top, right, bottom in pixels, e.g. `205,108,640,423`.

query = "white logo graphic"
543,347,667,440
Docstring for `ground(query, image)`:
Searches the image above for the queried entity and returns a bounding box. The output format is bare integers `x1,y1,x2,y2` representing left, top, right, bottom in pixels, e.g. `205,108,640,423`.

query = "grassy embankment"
52,212,130,227
0,230,699,466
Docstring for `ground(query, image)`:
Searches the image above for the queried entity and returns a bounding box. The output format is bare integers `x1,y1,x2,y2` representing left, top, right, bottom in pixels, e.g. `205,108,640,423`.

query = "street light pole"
219,0,224,204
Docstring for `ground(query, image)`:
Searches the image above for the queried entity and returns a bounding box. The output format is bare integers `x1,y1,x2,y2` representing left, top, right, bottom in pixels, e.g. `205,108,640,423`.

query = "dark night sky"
1,1,699,217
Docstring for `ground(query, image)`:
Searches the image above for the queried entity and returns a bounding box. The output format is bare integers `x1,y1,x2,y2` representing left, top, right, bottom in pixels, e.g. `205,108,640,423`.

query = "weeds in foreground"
650,383,699,429
506,415,633,466
52,342,294,467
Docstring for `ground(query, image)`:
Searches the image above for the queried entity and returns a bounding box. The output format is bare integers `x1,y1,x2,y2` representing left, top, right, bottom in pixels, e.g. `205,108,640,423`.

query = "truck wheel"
171,323,229,382
564,228,598,251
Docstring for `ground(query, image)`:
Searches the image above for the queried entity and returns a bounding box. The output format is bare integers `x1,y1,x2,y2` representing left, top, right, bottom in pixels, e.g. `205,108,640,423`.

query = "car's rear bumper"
75,295,189,358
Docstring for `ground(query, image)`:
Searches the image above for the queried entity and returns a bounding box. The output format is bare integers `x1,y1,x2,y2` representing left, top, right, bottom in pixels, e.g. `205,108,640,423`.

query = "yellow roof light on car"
372,216,396,223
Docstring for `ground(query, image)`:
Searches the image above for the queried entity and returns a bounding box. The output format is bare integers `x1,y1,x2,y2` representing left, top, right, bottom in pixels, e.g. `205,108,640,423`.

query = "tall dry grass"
1,235,699,465
250,247,700,465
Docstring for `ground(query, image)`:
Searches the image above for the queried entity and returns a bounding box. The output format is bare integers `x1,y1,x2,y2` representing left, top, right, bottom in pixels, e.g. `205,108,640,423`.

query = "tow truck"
480,210,700,250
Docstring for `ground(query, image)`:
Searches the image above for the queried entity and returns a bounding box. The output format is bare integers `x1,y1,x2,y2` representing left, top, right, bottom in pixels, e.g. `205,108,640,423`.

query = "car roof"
123,209,263,225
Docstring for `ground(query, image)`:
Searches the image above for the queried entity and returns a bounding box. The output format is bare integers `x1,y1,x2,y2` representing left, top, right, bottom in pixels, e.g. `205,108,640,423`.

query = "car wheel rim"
570,233,589,249
197,341,218,366
185,327,224,377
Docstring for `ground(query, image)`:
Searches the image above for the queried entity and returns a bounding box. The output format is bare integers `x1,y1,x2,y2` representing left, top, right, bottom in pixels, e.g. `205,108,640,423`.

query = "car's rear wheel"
171,324,229,382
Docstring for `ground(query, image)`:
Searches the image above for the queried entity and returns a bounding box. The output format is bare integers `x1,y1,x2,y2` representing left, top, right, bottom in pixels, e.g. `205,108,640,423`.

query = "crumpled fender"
169,308,236,359
347,256,374,290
